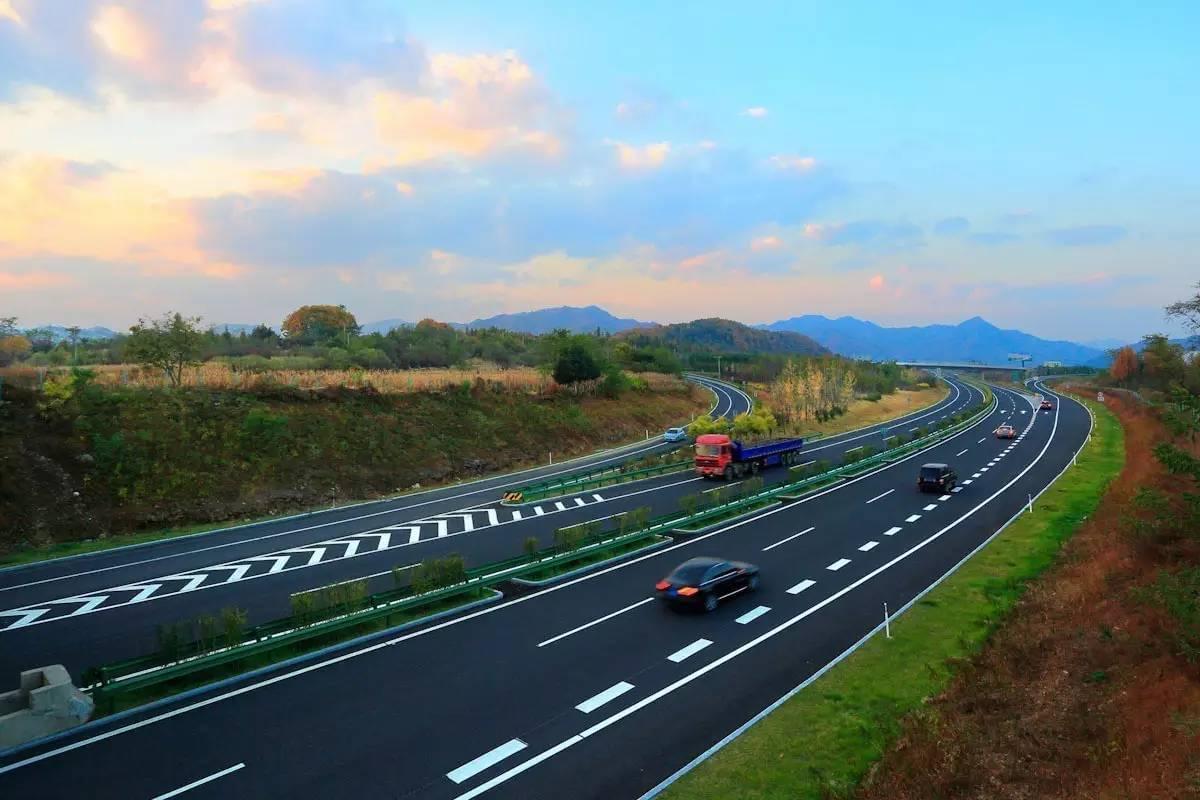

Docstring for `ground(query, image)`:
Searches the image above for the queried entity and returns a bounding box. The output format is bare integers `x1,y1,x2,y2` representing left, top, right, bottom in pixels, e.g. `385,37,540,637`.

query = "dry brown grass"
751,382,949,437
857,389,1200,800
0,363,689,395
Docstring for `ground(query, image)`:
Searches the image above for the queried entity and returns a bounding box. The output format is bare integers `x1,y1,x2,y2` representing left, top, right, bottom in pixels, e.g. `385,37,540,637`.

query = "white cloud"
742,106,768,118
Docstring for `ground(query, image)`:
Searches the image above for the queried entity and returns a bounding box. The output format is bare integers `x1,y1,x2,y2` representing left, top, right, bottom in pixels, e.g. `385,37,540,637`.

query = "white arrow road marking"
247,555,290,575
431,519,449,538
511,510,523,521
0,608,51,628
335,540,360,558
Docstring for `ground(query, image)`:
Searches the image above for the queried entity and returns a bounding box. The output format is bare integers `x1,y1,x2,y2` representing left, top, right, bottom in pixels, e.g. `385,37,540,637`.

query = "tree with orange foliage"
281,305,358,344
1110,345,1139,385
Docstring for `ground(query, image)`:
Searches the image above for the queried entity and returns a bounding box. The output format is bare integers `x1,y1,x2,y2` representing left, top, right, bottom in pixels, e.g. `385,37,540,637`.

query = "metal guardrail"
90,389,995,711
509,451,690,503
88,527,664,710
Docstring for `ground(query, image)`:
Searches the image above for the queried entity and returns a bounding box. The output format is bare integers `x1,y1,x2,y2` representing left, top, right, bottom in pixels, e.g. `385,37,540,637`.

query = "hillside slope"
622,317,827,356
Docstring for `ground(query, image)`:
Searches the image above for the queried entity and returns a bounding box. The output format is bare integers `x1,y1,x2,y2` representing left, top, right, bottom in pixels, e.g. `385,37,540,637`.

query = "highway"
0,377,1089,799
0,377,974,678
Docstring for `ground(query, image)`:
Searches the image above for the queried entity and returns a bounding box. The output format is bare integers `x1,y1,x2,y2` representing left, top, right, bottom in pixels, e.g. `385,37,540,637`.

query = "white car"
664,427,688,442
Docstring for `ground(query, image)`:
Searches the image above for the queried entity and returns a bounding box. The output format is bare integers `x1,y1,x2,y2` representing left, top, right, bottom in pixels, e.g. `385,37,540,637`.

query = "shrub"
1138,568,1200,662
221,606,248,648
411,553,467,594
679,494,699,517
524,536,540,557
555,524,587,553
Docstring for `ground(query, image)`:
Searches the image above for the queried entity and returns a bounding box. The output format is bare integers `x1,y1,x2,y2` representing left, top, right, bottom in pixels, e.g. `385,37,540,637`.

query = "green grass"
662,398,1124,800
521,535,671,581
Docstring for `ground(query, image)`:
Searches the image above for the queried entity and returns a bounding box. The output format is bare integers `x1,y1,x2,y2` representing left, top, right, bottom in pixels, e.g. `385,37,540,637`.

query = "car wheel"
703,593,718,613
724,466,734,481
748,574,760,591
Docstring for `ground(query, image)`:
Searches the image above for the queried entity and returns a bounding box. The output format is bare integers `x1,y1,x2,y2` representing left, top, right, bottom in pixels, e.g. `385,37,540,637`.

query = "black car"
917,462,956,493
655,556,760,612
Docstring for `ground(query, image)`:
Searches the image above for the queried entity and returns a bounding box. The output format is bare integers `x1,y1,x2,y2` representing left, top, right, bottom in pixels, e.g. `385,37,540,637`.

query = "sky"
0,0,1196,343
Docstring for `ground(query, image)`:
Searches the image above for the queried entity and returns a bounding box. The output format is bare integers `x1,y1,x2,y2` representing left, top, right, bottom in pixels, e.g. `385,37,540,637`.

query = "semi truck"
693,433,806,480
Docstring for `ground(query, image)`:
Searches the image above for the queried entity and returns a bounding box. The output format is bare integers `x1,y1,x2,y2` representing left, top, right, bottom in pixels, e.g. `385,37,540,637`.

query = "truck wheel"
750,461,760,475
723,466,734,481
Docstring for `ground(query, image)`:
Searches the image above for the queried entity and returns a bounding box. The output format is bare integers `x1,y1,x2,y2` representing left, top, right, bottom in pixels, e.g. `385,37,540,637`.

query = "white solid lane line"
761,526,816,552
451,395,1059,800
575,681,635,714
827,558,851,571
735,606,772,625
448,740,528,784
865,489,894,504
536,598,654,648
905,514,921,523
923,503,937,511
786,579,816,595
667,639,713,663
153,763,246,799
883,526,902,536
858,541,879,552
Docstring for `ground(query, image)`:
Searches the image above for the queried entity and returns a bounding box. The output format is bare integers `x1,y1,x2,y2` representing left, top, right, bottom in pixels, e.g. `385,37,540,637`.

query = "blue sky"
0,0,1195,341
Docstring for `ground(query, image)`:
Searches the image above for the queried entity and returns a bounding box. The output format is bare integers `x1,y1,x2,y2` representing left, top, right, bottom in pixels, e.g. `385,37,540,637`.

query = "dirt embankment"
857,390,1200,800
0,380,707,555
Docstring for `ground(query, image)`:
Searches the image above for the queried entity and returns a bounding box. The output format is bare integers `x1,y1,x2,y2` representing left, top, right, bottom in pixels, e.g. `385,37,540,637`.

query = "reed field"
0,362,686,395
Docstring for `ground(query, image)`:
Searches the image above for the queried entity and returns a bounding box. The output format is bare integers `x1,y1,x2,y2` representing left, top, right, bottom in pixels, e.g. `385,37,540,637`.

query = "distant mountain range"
464,305,652,334
21,324,118,342
34,306,1155,366
763,315,1105,366
620,318,827,356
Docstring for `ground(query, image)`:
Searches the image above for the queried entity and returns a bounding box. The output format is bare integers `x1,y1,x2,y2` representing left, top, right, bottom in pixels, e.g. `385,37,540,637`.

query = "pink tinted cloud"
868,274,885,291
0,270,75,290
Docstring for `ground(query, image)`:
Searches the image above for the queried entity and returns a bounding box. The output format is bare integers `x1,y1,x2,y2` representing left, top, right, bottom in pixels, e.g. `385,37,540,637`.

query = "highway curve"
0,378,1090,799
0,377,975,677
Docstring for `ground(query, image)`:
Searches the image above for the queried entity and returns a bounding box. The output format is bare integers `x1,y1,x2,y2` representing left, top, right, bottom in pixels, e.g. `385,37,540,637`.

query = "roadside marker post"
1027,493,1034,513
883,602,892,639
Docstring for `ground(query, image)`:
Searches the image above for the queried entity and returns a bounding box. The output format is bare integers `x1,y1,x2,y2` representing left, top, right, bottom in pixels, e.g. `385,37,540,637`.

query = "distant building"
1042,360,1063,368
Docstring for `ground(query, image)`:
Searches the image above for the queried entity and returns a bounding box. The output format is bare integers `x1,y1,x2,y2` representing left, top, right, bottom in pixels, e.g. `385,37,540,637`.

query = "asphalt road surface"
0,378,1089,799
0,377,976,677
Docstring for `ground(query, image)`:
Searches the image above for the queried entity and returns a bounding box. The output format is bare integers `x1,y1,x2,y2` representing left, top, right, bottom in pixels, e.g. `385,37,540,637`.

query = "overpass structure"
896,360,1032,372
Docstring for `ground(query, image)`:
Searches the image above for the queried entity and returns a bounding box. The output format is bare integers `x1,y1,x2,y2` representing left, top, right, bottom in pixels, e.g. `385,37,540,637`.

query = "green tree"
553,338,603,387
125,312,205,388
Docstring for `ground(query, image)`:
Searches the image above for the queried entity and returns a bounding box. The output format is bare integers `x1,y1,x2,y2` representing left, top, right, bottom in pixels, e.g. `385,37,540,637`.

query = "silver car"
664,427,688,442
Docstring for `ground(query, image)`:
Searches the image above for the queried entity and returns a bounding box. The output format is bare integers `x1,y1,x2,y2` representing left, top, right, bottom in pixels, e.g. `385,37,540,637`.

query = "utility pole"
716,355,721,379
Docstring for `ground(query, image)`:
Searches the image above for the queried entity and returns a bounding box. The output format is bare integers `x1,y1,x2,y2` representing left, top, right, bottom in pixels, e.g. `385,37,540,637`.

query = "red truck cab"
694,433,733,478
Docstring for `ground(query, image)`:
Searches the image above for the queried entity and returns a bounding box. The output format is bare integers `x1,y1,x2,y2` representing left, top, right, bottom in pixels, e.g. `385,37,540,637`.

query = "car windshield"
667,428,683,434
669,561,712,583
920,466,943,479
695,444,721,457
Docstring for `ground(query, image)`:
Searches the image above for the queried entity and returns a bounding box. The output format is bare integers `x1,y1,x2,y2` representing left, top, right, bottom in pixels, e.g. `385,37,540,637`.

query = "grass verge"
661,397,1124,800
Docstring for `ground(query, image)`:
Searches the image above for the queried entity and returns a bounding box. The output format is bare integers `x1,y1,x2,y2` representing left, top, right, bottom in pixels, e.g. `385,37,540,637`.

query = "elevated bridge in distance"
896,361,1033,373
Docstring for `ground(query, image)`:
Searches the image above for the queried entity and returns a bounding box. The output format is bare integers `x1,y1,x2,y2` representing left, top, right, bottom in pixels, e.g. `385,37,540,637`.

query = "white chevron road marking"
0,608,51,628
